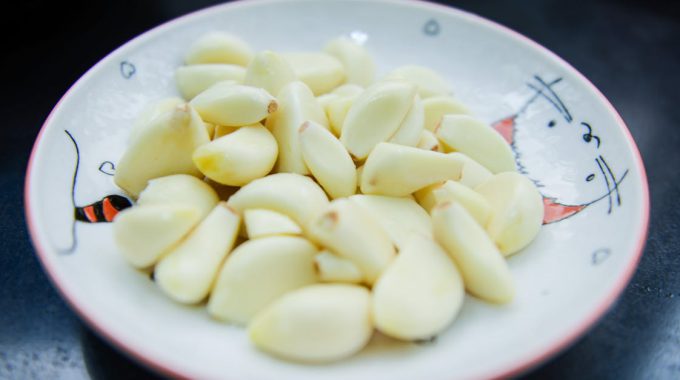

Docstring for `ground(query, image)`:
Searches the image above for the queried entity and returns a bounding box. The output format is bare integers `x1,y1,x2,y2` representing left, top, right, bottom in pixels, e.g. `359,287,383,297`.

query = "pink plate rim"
24,0,650,379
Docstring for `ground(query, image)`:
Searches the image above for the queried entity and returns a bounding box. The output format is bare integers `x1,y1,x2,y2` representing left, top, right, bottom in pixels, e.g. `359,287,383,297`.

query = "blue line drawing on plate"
423,19,440,36
120,61,136,79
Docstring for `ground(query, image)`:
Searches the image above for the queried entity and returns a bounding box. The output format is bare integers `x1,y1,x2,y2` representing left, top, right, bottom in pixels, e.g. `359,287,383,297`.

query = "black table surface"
2,0,678,379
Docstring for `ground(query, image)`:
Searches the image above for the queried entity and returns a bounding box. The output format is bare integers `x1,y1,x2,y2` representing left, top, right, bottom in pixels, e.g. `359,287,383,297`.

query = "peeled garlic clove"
326,95,356,136
137,174,219,219
281,52,345,95
417,130,441,151
190,81,277,127
340,81,417,159
113,205,200,268
244,209,302,239
388,94,424,147
452,152,494,188
128,98,184,143
314,250,363,284
208,236,317,325
175,64,246,100
248,284,372,363
212,125,238,139
155,203,240,303
415,180,492,226
475,172,543,256
324,37,375,87
226,173,329,232
431,202,514,304
360,142,464,196
308,199,395,285
349,194,432,249
422,96,469,131
114,102,209,198
184,32,253,66
331,83,364,97
373,234,464,341
244,50,297,97
299,121,357,199
266,81,329,174
436,115,516,174
193,124,278,186
384,65,450,98
317,93,340,109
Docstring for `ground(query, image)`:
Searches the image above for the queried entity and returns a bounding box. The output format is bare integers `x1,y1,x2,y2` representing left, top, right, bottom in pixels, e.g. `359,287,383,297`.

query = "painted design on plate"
423,19,440,36
120,61,136,79
492,75,629,224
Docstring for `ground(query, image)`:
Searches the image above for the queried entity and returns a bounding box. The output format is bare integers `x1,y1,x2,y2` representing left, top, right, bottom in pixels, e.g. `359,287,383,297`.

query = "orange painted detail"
492,116,516,144
102,197,119,222
83,205,98,223
543,197,586,224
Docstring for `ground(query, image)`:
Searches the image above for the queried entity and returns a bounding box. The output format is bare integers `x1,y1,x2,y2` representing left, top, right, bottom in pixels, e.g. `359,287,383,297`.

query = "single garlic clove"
384,65,451,98
244,208,302,239
331,83,364,97
475,172,544,256
326,95,356,136
349,194,432,249
175,64,246,100
244,50,297,97
281,52,345,95
154,203,240,303
436,115,516,174
417,129,441,151
340,81,417,160
248,284,372,363
317,93,340,110
372,234,464,341
388,94,425,147
307,199,395,285
226,173,329,232
113,204,200,268
431,202,515,304
299,121,357,199
314,250,363,284
450,152,494,188
193,124,278,186
114,102,209,198
128,98,184,143
266,81,329,174
190,81,277,127
137,174,219,219
184,32,254,66
415,180,492,226
324,37,375,87
208,236,318,325
360,142,464,196
422,96,469,131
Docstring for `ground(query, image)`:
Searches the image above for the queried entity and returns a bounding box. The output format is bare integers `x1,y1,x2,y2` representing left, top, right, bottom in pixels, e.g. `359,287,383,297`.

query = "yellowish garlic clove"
175,64,245,100
415,180,492,227
422,96,469,131
281,52,345,95
331,83,364,97
324,37,375,87
184,32,253,66
314,250,363,284
384,65,451,98
244,50,297,97
137,174,219,219
190,81,277,127
388,94,425,147
416,130,441,151
244,209,302,239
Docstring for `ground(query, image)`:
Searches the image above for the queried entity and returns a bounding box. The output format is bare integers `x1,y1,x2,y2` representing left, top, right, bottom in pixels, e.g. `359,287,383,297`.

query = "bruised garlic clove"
384,65,451,98
155,203,240,303
308,199,395,285
415,180,492,226
137,174,219,219
193,124,277,186
266,81,329,174
281,52,345,95
248,284,372,363
208,236,317,325
340,81,417,159
175,64,245,100
388,94,424,147
475,172,543,256
324,37,375,87
244,209,302,239
314,250,363,284
422,96,469,131
331,83,364,97
417,130,441,151
360,142,464,196
452,152,494,188
114,102,209,198
184,32,253,66
372,234,464,340
299,121,357,199
326,95,356,136
244,50,297,97
113,205,200,268
226,173,329,231
190,81,277,127
349,194,432,249
436,115,516,174
431,202,515,304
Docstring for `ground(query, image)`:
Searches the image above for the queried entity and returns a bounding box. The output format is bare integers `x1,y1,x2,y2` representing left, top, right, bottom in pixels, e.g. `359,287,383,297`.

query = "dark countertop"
1,1,678,379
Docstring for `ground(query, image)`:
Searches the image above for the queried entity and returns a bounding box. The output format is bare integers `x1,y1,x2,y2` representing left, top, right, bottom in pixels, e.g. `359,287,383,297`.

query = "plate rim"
23,0,651,378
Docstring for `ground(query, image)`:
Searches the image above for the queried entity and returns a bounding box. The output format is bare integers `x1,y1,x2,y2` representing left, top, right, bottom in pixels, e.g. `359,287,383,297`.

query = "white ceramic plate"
25,0,649,378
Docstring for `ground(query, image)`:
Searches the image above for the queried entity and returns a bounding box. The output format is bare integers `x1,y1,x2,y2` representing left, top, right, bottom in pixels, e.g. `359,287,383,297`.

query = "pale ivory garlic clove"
136,174,219,219
244,209,302,239
414,180,492,226
384,65,451,98
175,64,246,99
314,250,363,284
281,52,345,95
324,37,375,87
244,50,297,97
184,32,254,66
416,130,441,151
190,81,277,127
388,94,425,147
422,96,469,131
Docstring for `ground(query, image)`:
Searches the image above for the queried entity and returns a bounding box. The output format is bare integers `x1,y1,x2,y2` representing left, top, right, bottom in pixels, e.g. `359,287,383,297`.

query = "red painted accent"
102,197,118,222
83,205,97,223
492,116,516,144
543,197,586,224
